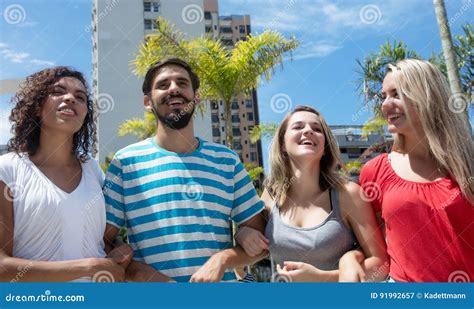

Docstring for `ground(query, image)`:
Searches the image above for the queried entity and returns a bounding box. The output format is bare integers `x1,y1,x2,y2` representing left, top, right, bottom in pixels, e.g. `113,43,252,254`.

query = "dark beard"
153,95,195,130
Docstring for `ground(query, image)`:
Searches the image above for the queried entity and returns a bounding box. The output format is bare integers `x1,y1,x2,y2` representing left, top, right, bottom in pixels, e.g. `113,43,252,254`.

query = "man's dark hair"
142,57,200,95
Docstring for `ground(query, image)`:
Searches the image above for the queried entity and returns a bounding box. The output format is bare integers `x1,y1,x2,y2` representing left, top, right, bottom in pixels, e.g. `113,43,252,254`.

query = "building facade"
92,0,211,163
330,125,392,163
92,0,263,170
204,0,264,170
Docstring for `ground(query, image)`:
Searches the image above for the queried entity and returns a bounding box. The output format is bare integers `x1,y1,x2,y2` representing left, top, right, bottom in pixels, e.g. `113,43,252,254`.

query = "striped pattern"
104,138,263,282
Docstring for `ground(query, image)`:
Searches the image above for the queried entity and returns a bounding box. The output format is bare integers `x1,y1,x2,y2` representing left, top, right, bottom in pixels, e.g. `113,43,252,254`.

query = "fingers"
257,235,269,250
282,261,301,271
107,245,134,266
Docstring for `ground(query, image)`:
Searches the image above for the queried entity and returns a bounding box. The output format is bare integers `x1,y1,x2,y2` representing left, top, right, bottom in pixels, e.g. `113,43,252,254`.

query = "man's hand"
106,244,133,269
235,226,269,257
189,253,226,282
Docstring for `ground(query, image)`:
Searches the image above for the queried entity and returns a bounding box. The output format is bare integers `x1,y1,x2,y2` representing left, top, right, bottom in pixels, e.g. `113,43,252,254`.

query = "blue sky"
1,0,473,168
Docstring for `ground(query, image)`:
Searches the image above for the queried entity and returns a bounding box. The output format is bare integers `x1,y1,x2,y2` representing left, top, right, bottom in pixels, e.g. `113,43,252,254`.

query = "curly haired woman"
0,67,131,282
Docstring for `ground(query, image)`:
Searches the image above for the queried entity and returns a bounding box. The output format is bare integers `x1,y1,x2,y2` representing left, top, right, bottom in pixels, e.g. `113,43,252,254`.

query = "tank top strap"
329,188,342,219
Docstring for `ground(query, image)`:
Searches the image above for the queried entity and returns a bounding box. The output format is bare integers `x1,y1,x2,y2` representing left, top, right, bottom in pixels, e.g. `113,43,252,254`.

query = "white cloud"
227,0,424,57
0,44,54,66
17,21,39,28
293,42,343,60
30,59,55,66
3,50,30,63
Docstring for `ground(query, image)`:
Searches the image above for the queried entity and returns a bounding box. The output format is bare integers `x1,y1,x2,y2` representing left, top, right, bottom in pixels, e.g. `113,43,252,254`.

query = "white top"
0,152,106,264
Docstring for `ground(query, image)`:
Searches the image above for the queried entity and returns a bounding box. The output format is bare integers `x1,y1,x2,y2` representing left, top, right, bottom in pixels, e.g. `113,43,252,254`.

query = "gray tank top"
265,189,358,271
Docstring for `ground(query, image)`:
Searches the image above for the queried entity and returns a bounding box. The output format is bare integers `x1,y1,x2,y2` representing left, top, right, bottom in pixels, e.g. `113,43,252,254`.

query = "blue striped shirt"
104,138,263,282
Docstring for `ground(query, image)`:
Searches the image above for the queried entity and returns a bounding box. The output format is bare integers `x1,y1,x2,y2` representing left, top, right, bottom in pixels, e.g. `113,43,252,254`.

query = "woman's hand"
338,250,366,282
275,261,324,282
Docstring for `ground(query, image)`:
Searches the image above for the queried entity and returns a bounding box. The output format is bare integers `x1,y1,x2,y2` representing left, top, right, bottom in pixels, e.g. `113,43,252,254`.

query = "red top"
360,153,474,282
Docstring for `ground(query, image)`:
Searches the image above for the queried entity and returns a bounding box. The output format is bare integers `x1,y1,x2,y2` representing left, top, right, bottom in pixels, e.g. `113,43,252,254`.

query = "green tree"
454,24,473,100
249,123,278,144
433,0,464,96
356,40,420,116
118,112,157,140
132,17,299,148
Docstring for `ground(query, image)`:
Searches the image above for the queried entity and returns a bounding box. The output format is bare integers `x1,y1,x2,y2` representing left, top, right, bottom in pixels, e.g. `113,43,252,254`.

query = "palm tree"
354,40,420,153
132,17,299,149
455,24,473,101
249,123,278,144
118,112,157,140
433,0,464,96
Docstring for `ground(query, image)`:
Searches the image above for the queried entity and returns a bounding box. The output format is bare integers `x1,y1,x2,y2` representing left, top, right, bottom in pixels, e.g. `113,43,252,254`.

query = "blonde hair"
387,59,474,203
264,105,347,205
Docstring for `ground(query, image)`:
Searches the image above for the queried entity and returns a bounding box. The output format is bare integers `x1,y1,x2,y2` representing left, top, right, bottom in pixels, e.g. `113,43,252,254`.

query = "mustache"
161,94,194,105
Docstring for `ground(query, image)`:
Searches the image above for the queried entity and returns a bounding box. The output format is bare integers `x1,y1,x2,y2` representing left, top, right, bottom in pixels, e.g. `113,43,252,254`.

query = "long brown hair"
265,105,347,205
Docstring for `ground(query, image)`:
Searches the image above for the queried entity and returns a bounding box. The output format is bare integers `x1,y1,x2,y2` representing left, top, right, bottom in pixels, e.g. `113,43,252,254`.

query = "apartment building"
92,0,263,171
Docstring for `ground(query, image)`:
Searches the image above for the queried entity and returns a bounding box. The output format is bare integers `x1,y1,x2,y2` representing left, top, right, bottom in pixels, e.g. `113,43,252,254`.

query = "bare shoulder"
260,189,274,214
339,181,362,203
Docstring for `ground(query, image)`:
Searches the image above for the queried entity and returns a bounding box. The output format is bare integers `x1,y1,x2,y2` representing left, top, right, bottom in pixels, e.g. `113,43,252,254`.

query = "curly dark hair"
7,66,97,162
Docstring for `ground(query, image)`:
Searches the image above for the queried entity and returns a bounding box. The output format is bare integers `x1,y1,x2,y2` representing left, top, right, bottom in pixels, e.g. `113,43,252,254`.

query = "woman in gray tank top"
236,106,388,282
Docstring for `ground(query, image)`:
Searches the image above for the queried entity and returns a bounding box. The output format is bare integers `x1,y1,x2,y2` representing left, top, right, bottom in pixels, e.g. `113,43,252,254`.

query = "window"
347,148,361,159
247,112,254,121
144,19,157,30
144,2,160,12
231,101,239,110
212,128,220,137
231,114,240,123
233,127,241,136
211,101,218,109
204,11,212,20
144,19,152,30
250,152,257,161
221,39,234,46
212,115,219,122
233,142,242,150
239,25,246,33
205,26,212,33
245,99,252,108
220,27,233,33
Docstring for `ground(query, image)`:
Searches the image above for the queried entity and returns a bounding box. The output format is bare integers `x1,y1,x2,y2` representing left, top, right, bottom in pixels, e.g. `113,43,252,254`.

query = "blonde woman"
359,59,474,282
236,105,388,282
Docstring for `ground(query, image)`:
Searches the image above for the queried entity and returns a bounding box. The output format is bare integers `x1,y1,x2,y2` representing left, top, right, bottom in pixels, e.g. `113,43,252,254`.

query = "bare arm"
103,223,175,282
190,208,268,282
0,182,125,282
340,182,389,281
